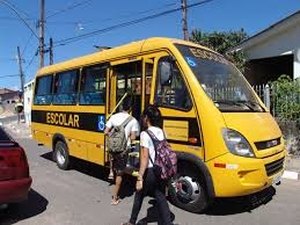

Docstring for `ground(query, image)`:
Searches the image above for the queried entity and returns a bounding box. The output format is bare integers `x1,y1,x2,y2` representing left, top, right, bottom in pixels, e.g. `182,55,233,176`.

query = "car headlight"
222,128,255,157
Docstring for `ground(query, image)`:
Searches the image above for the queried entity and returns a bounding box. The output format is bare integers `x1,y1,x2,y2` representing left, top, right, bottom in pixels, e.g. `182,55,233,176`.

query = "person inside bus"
122,105,173,225
104,96,139,205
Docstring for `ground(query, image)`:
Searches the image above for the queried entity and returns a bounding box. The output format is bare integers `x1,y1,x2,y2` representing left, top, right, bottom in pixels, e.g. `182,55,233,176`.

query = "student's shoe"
111,196,120,205
108,172,114,180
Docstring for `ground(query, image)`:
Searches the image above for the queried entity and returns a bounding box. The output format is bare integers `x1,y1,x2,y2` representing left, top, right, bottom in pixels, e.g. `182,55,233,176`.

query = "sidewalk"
283,156,300,180
1,119,32,139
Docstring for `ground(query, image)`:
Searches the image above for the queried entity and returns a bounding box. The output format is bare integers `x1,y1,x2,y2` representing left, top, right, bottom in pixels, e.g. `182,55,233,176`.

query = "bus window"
155,57,192,110
34,75,53,105
79,65,106,105
113,61,142,119
53,70,79,105
176,44,264,112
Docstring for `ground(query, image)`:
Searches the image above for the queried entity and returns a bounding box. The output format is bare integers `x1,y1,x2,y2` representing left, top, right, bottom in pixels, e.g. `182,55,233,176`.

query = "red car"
0,126,32,205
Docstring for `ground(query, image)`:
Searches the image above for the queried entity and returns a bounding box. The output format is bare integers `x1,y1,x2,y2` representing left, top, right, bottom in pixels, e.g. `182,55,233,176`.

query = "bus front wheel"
54,141,70,170
169,164,209,213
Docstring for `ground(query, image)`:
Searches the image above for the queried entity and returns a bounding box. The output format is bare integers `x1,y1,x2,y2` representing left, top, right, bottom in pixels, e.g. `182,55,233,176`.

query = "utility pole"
17,46,26,123
49,37,53,65
181,0,189,41
17,46,25,97
39,0,45,68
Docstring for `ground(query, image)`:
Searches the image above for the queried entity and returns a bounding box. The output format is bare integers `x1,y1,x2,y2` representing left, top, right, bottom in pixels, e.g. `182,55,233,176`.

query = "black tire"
54,141,70,170
168,162,209,213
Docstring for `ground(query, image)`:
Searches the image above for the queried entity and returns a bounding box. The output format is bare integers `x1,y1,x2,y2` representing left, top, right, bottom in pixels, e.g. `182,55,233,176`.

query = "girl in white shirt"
122,105,172,225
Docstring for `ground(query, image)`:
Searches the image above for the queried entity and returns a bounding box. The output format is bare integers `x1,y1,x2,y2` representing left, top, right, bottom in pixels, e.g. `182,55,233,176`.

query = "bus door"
142,57,155,111
105,59,143,163
152,55,203,157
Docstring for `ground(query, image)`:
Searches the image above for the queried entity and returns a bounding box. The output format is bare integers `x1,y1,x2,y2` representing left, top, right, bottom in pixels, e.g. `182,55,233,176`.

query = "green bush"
271,75,300,121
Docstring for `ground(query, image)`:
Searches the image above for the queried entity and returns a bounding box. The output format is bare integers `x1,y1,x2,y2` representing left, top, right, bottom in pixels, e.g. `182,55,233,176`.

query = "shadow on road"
0,189,48,225
40,152,136,199
137,199,176,225
40,152,108,180
205,186,276,215
40,153,277,216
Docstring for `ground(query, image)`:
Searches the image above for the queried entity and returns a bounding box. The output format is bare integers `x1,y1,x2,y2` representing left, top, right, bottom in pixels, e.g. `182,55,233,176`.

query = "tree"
190,29,248,72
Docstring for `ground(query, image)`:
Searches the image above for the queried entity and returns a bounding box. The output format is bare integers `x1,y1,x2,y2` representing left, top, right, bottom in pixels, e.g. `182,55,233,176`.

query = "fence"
253,81,300,122
253,82,300,155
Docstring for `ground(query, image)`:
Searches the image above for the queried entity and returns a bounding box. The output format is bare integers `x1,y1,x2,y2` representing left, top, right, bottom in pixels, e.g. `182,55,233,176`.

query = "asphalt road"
0,125,300,225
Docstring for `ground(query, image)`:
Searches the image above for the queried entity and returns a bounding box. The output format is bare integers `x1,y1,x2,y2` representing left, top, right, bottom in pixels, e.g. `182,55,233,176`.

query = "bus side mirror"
159,57,175,86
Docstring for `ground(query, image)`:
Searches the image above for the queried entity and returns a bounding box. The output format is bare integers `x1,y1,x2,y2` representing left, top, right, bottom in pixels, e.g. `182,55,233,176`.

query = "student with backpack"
122,105,176,225
104,96,139,205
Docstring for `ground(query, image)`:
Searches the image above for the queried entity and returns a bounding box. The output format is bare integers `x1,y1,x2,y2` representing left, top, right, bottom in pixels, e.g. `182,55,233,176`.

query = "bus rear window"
34,75,53,105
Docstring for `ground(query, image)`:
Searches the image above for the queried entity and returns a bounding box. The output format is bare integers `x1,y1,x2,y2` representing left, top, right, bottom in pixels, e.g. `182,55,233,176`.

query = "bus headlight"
222,128,255,157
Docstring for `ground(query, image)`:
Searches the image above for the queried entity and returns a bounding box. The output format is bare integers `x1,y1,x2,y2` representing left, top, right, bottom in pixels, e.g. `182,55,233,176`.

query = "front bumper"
0,177,32,204
207,150,286,197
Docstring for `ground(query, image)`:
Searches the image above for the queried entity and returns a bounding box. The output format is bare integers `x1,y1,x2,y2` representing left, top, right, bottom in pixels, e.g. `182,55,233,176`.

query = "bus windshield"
175,44,264,112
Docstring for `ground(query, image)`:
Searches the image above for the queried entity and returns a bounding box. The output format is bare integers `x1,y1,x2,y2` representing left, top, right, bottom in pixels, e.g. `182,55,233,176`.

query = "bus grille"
255,137,281,150
265,157,285,177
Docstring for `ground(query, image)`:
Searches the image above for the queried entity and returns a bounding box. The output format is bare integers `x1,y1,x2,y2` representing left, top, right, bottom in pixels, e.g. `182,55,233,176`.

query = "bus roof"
37,37,212,76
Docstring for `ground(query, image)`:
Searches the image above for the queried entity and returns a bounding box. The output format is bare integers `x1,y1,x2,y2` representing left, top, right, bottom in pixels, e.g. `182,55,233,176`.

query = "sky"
0,0,299,90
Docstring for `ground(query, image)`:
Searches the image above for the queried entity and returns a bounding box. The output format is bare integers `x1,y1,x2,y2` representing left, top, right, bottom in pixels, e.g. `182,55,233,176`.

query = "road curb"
282,170,299,180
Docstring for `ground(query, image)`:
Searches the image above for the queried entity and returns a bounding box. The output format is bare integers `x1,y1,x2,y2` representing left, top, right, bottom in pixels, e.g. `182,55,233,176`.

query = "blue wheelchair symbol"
186,57,197,67
98,115,105,131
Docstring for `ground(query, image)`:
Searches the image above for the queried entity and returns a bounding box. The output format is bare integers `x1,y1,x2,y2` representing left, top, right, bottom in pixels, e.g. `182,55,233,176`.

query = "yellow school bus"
31,37,286,213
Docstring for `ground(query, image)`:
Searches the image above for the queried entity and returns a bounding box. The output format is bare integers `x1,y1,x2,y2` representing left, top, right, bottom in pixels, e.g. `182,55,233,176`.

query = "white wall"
243,23,300,79
294,49,300,79
24,80,34,125
244,25,300,60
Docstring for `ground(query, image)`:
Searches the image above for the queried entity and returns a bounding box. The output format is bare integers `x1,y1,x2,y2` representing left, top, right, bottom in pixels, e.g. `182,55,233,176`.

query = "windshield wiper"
236,100,265,112
214,100,250,108
214,100,261,112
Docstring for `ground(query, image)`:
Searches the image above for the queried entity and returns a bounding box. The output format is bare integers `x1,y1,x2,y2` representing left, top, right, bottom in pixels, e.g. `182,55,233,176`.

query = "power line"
130,2,177,16
0,57,26,63
7,0,32,19
51,0,213,48
45,2,177,29
46,2,177,26
0,57,16,61
0,74,19,78
22,52,37,83
47,0,92,18
47,20,79,25
21,33,34,57
0,0,39,40
24,50,38,72
0,1,36,63
96,2,178,24
0,16,34,21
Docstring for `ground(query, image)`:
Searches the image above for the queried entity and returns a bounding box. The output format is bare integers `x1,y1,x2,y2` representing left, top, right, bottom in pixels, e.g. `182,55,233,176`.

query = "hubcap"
56,146,66,165
173,176,200,203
